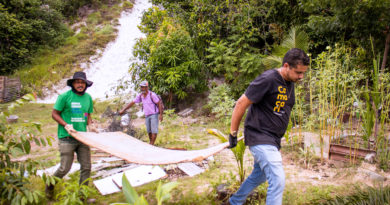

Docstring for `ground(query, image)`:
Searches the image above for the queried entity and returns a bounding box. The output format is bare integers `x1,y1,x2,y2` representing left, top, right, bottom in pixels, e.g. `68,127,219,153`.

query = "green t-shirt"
53,90,93,139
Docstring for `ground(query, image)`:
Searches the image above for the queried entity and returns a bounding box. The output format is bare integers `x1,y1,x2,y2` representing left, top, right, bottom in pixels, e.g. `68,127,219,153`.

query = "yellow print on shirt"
274,86,288,112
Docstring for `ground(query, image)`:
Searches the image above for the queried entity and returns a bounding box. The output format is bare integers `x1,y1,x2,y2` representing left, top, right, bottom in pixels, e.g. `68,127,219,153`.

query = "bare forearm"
87,113,92,125
230,94,252,133
52,110,67,126
158,102,163,115
120,102,135,114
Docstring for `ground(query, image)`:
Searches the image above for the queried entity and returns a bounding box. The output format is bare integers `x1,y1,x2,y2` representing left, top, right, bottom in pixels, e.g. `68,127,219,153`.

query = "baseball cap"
140,81,148,87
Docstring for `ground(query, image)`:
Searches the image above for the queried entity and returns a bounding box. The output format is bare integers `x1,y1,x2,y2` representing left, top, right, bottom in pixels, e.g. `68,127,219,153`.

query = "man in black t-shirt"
228,48,309,205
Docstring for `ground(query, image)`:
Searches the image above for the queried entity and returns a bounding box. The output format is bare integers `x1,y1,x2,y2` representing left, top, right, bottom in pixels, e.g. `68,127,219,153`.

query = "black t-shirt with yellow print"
244,69,295,149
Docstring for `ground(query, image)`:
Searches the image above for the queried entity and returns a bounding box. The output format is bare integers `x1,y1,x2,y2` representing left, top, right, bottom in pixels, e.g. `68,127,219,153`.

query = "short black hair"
282,48,310,68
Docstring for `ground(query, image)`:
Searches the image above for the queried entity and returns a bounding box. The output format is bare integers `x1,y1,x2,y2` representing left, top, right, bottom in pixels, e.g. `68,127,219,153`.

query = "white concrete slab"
178,162,204,177
112,165,166,188
92,164,139,179
93,175,121,195
37,163,80,179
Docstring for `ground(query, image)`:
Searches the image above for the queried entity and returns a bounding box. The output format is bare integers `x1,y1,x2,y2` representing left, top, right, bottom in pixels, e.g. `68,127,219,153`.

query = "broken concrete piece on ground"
112,165,167,188
37,163,80,179
6,115,18,123
92,163,138,179
178,162,204,177
93,165,166,195
93,174,121,195
178,108,193,117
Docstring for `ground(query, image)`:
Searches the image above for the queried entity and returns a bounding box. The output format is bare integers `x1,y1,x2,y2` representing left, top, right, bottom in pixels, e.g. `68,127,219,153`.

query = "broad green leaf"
122,174,139,204
46,136,53,146
10,147,23,157
207,129,227,143
159,182,179,203
0,144,8,151
33,192,39,203
23,140,31,153
26,191,33,203
32,122,41,132
21,196,27,205
136,195,149,205
40,138,47,146
33,137,41,146
7,187,14,201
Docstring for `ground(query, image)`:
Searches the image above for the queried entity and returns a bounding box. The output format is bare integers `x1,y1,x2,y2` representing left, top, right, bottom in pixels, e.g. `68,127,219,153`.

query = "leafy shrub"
54,178,98,205
122,1,134,10
207,83,235,123
0,94,52,204
131,17,207,104
0,1,69,74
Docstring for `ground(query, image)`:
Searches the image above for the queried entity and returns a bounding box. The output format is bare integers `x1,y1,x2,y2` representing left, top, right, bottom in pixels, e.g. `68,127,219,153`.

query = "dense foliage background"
0,0,117,74
132,1,390,171
132,0,390,100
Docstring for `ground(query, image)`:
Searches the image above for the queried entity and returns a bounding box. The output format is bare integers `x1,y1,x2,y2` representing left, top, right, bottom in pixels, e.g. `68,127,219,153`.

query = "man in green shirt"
46,71,98,199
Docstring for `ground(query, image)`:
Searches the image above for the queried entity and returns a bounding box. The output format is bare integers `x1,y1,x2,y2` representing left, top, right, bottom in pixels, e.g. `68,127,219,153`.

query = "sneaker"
45,184,54,199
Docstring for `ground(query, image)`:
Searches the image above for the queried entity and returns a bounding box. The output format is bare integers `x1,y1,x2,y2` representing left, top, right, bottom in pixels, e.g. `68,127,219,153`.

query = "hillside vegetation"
1,0,134,95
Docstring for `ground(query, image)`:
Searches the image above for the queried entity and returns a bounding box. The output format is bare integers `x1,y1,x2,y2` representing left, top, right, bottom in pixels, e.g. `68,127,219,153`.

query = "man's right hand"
65,124,77,134
227,133,237,149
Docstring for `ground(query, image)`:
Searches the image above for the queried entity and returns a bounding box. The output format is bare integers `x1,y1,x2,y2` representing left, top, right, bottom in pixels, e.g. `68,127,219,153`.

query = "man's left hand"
88,124,99,133
159,115,163,122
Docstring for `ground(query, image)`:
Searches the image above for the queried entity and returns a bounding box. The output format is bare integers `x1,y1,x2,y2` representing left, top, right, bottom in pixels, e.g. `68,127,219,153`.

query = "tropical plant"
208,129,246,183
263,26,309,69
54,178,98,205
0,94,52,204
111,175,178,205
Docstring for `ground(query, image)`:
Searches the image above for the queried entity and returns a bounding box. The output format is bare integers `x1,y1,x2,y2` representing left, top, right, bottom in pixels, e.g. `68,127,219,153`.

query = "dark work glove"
228,133,237,149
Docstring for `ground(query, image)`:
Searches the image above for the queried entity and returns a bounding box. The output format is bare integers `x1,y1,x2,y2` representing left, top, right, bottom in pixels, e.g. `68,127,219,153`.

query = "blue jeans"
229,144,285,205
145,113,159,134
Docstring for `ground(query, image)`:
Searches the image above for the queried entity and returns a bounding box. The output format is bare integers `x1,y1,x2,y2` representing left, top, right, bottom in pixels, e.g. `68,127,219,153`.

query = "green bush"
0,94,52,204
207,83,235,123
131,17,207,105
0,1,69,74
122,1,134,10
